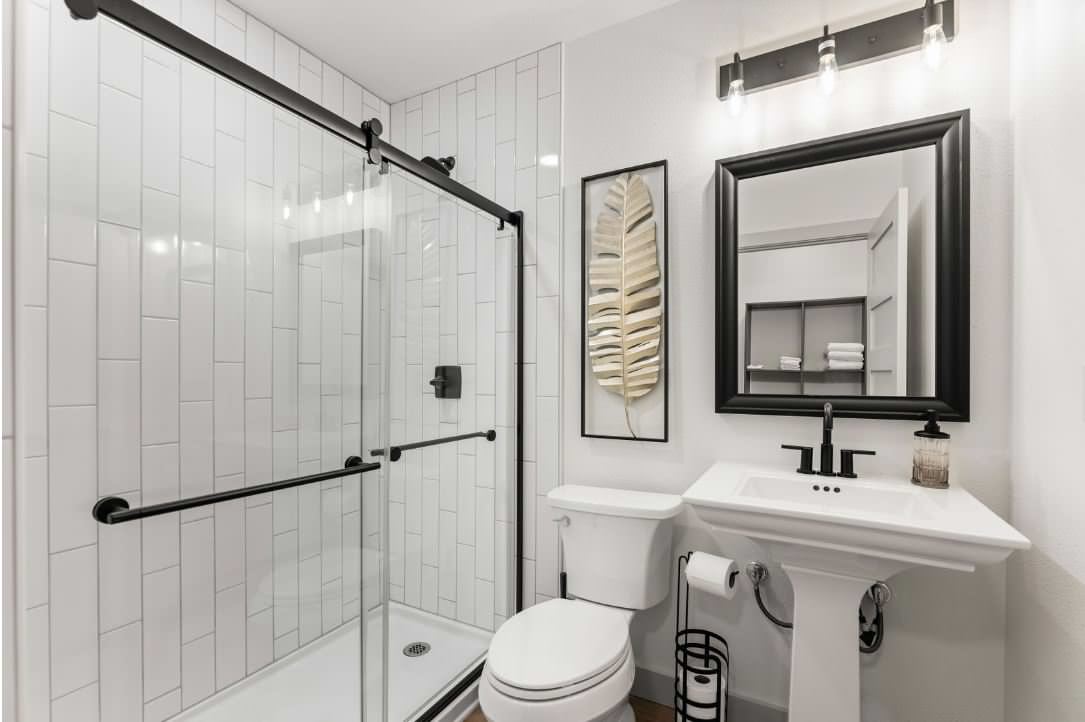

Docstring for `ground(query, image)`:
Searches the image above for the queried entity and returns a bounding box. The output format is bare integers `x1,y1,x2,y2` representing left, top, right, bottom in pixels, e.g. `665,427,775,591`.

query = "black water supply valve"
429,366,462,399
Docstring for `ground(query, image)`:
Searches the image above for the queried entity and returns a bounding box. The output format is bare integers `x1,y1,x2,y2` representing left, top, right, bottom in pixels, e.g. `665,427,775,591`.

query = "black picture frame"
715,110,970,421
581,160,670,441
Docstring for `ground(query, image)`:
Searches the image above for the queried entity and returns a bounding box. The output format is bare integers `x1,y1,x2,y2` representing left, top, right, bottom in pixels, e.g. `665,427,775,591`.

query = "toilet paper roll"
685,552,739,599
676,669,724,720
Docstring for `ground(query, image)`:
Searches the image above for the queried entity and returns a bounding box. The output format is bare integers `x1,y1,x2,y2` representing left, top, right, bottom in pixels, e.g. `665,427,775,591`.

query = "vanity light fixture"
717,0,954,102
921,0,948,69
817,26,838,96
725,52,746,117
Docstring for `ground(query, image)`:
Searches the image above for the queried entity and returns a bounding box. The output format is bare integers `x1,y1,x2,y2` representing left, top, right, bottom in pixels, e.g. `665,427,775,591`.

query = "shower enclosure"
13,1,522,720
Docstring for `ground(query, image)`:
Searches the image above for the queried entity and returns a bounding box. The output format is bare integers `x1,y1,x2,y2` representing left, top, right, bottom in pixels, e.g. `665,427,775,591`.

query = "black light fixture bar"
371,429,497,462
64,0,521,228
93,457,380,524
717,0,955,99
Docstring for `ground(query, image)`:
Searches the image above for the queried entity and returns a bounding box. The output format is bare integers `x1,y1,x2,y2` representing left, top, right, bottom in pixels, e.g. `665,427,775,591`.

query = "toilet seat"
485,640,631,702
479,638,636,722
485,598,631,699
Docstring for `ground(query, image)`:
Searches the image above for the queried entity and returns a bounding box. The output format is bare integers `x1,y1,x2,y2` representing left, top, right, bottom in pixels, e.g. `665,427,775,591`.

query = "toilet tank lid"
548,485,683,519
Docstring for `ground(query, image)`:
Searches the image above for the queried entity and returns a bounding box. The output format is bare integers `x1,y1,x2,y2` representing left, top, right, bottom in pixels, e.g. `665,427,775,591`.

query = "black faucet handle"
782,444,816,475
838,449,876,479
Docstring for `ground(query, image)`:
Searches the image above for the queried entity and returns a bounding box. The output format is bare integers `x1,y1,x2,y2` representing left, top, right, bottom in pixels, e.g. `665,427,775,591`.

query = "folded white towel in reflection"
746,364,765,370
827,350,864,362
827,342,864,353
780,356,801,371
828,360,864,370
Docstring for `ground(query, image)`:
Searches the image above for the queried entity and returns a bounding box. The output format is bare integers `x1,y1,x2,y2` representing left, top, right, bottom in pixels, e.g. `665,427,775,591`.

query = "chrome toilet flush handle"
552,515,570,527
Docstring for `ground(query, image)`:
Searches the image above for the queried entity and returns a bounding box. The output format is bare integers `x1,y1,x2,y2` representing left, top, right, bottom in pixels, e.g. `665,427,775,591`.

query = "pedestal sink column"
782,565,873,722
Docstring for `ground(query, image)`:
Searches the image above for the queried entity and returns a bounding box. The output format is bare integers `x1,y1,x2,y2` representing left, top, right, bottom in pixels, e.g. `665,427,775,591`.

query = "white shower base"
176,603,491,722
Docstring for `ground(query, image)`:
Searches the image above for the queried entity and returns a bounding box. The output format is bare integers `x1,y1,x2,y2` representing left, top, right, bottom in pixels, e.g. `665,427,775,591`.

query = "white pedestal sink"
683,462,1029,722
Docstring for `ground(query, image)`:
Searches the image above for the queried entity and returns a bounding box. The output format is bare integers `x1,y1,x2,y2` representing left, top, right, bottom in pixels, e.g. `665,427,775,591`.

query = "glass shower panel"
62,18,381,722
372,163,519,721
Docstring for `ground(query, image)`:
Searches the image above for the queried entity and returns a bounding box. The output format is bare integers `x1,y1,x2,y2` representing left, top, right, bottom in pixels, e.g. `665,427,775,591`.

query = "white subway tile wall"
12,1,391,718
388,44,562,628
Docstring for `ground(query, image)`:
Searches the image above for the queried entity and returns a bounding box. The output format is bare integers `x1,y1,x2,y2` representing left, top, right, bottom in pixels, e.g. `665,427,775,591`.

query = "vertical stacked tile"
47,4,102,718
385,43,562,632
271,31,302,660
12,2,393,718
534,45,563,610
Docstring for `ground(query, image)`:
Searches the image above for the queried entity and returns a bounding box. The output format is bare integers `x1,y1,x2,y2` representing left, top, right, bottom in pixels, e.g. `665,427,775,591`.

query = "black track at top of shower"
63,0,522,229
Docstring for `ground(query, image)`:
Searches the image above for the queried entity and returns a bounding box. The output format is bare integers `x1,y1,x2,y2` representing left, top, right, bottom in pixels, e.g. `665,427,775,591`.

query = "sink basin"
683,462,1029,722
685,462,1029,579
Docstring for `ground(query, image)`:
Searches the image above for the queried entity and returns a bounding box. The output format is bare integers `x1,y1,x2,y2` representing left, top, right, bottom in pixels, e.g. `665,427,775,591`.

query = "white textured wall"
386,46,563,621
3,0,17,717
1006,0,1085,720
10,0,390,719
562,0,1015,718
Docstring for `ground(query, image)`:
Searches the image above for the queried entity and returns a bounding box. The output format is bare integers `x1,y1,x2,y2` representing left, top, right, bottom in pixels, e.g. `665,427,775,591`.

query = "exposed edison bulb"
817,51,838,95
922,23,947,69
727,79,746,117
817,30,838,96
726,53,745,118
922,0,947,70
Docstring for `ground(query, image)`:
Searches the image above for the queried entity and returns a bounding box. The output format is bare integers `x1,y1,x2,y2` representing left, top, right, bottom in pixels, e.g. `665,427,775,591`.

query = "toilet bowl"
478,485,683,722
478,598,636,722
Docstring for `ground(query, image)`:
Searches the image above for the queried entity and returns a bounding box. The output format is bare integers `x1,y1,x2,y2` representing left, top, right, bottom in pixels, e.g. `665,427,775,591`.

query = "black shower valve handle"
428,366,462,399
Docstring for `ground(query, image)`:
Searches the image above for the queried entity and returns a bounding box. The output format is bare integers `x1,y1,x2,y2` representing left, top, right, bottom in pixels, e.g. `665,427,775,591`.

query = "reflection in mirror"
736,147,936,398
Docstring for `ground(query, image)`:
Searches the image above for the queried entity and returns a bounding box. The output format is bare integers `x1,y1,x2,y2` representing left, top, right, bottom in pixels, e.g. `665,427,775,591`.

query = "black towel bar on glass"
92,456,380,524
371,429,497,462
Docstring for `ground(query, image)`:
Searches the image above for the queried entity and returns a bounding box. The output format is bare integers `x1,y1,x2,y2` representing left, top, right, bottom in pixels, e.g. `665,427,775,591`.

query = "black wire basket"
674,553,730,721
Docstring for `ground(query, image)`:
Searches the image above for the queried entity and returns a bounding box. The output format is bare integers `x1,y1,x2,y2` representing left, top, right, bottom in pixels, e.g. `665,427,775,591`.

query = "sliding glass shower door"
14,5,519,722
11,9,383,722
365,162,519,720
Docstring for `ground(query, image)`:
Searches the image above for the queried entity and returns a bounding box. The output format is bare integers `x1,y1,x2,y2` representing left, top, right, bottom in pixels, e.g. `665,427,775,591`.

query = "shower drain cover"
403,642,431,658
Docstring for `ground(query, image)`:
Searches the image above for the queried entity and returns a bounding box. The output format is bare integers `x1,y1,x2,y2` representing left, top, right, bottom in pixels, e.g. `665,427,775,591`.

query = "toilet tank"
547,485,683,610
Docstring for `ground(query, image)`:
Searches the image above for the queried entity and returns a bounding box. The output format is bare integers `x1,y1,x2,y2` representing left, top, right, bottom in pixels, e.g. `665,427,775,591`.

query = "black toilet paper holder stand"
674,552,731,721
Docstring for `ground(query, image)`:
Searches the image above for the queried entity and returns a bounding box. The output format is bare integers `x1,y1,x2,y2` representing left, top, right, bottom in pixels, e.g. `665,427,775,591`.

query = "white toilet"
479,485,683,722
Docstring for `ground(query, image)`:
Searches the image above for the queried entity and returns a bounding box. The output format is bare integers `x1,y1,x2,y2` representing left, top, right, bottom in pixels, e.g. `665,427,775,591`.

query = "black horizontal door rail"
92,457,380,524
64,0,521,229
371,430,496,462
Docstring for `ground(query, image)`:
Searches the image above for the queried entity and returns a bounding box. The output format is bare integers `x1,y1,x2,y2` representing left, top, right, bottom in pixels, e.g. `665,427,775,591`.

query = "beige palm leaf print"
587,172,662,438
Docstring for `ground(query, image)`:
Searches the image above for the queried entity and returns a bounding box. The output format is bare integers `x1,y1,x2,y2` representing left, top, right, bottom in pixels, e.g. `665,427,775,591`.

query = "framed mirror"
715,110,970,420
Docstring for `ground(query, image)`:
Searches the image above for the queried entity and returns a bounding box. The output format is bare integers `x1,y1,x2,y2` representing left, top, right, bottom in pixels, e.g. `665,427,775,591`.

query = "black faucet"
781,402,877,477
819,402,836,476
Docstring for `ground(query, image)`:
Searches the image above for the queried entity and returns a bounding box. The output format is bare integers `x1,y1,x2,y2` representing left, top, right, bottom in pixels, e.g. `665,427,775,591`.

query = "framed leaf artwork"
580,160,669,441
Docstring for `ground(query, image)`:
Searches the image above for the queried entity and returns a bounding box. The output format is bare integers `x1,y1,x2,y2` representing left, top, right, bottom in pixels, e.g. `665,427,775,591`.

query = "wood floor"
465,696,673,721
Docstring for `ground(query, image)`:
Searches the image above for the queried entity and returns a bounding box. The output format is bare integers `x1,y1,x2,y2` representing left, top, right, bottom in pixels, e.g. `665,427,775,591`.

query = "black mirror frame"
714,110,970,421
